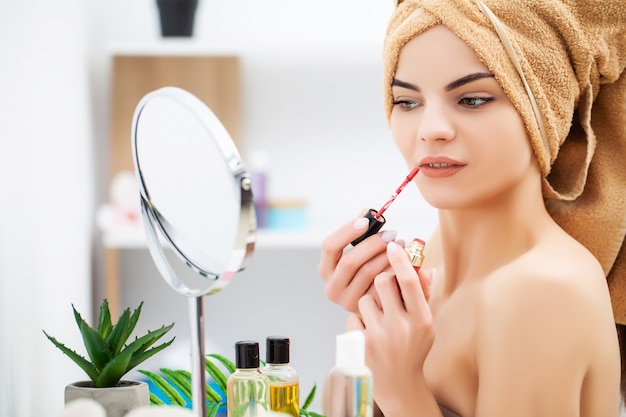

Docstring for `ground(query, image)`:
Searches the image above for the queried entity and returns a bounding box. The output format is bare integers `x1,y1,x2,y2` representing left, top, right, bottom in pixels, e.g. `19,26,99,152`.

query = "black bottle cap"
351,209,386,246
266,336,290,364
235,340,260,369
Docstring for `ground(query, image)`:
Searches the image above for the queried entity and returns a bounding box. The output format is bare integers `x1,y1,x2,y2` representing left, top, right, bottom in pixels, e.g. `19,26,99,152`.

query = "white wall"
0,1,94,416
1,0,440,416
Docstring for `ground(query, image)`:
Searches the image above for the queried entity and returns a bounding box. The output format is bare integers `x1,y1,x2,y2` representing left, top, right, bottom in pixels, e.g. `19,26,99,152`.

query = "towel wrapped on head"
383,0,626,323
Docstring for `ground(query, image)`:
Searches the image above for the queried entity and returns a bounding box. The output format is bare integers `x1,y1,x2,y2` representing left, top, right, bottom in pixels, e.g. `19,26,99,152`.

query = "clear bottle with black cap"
227,340,270,417
261,336,300,417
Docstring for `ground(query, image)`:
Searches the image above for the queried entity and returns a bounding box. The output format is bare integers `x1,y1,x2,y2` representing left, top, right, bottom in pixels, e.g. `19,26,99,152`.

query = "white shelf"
107,40,240,57
101,227,325,250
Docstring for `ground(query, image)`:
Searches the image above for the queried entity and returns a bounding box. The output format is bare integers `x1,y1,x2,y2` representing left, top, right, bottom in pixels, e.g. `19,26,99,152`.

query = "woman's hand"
347,241,435,414
318,214,399,313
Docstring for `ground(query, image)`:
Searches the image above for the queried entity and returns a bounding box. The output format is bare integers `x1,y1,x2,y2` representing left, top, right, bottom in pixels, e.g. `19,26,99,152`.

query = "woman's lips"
418,157,466,178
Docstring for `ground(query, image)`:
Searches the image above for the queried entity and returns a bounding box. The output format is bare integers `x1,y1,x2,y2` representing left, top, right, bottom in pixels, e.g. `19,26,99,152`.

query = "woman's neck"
436,179,552,294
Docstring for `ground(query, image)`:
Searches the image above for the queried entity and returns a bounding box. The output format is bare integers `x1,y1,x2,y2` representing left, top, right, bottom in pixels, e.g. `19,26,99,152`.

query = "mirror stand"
189,296,207,417
141,198,210,417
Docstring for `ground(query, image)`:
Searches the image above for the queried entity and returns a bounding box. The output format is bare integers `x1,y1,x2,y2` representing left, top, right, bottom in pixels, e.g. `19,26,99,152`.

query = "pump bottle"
227,340,270,417
261,336,300,417
326,330,373,417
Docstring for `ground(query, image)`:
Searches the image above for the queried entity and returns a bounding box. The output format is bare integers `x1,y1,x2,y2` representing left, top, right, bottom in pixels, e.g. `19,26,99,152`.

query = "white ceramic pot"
65,380,149,417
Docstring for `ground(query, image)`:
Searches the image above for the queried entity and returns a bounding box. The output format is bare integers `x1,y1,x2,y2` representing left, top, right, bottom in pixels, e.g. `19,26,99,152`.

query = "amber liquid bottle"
227,341,270,417
261,336,300,417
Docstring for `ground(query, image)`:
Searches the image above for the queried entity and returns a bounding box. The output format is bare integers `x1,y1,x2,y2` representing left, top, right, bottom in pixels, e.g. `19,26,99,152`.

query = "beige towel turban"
383,0,626,323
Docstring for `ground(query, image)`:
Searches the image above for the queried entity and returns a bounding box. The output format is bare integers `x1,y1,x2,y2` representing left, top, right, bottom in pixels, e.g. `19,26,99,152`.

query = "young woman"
318,1,626,416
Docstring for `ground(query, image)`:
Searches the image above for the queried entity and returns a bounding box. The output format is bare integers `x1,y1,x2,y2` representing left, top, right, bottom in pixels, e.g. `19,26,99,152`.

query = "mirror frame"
132,86,256,297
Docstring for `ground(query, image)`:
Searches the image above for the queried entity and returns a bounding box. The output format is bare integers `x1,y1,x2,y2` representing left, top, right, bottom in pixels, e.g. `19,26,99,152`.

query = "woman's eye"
392,99,419,111
459,96,494,107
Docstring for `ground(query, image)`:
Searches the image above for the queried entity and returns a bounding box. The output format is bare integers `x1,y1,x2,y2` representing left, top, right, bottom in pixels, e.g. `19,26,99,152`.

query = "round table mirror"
132,86,256,417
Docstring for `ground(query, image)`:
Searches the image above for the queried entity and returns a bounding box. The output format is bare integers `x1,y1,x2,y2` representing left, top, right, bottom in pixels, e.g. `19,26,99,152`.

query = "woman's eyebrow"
392,72,495,92
392,78,420,91
445,72,494,91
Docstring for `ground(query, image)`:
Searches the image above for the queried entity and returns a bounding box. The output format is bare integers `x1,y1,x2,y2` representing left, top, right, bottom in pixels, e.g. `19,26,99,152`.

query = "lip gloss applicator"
351,166,420,246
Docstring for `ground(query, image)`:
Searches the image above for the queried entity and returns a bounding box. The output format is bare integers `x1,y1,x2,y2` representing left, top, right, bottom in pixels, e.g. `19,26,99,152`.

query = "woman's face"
390,25,539,210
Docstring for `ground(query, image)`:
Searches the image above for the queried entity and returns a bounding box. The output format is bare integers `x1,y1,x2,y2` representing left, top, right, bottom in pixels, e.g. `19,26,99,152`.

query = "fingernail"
387,241,400,253
353,217,369,230
380,230,397,243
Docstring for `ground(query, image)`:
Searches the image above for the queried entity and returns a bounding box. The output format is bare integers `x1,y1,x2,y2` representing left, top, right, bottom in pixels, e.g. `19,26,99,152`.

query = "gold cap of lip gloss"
405,238,426,268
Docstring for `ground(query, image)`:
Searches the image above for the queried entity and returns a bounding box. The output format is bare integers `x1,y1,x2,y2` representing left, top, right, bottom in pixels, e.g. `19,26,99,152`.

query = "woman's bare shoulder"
484,229,609,305
476,229,616,362
473,233,620,414
481,231,612,325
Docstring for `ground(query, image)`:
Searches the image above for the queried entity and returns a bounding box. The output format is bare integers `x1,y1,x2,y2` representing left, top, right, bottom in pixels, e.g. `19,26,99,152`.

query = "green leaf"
138,369,187,407
206,382,224,404
106,306,132,356
72,303,90,331
206,353,236,374
124,301,144,344
94,348,132,387
72,302,113,370
43,331,99,383
149,392,166,405
126,336,175,371
96,299,113,339
301,383,317,410
207,402,221,417
301,411,326,417
123,323,174,359
78,320,112,372
160,368,192,402
175,369,223,403
205,357,228,394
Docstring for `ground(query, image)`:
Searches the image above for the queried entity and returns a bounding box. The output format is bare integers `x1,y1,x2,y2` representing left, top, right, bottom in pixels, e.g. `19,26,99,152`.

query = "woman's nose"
417,102,455,142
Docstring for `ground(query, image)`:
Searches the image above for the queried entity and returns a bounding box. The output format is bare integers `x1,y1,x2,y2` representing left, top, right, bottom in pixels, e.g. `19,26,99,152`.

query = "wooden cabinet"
105,49,241,315
109,52,241,180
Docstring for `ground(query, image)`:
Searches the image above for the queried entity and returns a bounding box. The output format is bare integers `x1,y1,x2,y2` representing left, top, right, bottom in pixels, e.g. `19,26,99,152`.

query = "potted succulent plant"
43,299,175,417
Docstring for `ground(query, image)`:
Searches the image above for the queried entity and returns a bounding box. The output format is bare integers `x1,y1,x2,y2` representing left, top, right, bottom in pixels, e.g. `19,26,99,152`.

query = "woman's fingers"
385,242,432,317
328,250,389,310
419,268,433,301
358,293,382,326
346,313,366,331
373,271,405,315
318,213,400,312
318,216,371,281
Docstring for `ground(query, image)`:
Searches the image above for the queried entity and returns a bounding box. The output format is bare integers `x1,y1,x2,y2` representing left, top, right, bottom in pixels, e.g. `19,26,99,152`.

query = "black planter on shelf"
156,0,198,37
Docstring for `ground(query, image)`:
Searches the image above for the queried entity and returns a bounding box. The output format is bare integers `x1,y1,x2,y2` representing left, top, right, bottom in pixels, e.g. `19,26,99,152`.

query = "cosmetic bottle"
261,336,300,417
227,340,270,417
406,238,426,271
326,331,373,417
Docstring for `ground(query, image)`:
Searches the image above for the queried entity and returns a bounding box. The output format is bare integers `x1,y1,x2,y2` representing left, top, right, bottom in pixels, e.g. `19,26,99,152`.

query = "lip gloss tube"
405,238,426,272
350,209,386,246
351,167,419,246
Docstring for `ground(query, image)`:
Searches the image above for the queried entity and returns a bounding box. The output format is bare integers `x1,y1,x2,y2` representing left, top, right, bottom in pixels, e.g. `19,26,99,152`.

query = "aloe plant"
43,299,175,388
140,353,324,417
